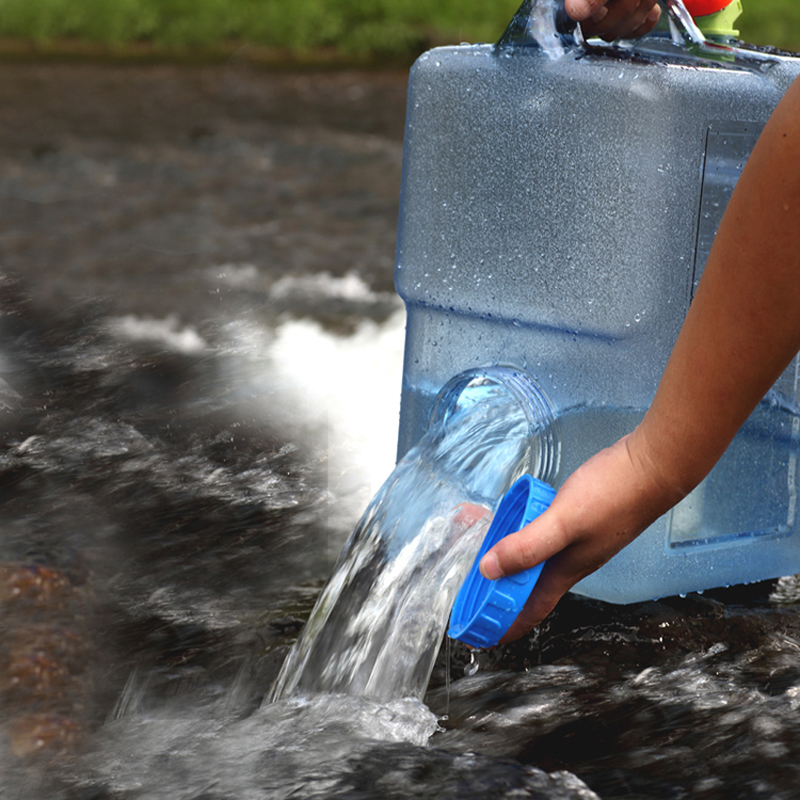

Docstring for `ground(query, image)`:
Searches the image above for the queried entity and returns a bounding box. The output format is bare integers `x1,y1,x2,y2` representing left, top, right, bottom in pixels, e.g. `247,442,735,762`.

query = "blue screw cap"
448,475,556,649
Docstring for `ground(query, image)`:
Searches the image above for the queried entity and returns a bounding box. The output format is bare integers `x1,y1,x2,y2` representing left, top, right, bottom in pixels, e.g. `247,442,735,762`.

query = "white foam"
214,292,406,544
269,270,391,304
105,280,407,547
268,305,405,527
87,694,439,798
208,262,262,289
108,314,207,354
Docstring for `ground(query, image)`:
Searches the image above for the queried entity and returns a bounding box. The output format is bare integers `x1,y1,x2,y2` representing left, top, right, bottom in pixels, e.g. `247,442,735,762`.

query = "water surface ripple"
0,63,799,800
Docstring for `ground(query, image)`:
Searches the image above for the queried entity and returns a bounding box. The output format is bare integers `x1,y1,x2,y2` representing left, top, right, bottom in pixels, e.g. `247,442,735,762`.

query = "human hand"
479,429,685,642
565,0,662,41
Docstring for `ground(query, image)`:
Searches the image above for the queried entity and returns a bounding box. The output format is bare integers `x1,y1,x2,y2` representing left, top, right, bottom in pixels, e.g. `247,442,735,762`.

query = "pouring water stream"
270,368,559,700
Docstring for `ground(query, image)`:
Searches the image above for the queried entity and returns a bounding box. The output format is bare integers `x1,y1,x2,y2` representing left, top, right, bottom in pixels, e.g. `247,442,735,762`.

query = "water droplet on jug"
465,651,479,677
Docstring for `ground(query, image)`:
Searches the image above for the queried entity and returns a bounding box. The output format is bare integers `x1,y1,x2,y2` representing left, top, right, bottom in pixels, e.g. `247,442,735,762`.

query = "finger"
582,0,649,41
627,5,662,38
497,540,606,643
479,507,568,580
498,563,569,642
564,0,611,22
582,0,660,41
602,1,660,41
451,502,491,530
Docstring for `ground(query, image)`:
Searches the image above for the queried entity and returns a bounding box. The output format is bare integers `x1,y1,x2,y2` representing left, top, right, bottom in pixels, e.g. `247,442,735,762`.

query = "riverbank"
0,60,407,323
0,37,418,68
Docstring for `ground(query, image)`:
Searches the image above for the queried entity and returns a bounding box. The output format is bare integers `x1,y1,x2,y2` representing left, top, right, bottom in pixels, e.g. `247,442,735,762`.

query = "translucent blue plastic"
449,475,556,648
395,0,800,603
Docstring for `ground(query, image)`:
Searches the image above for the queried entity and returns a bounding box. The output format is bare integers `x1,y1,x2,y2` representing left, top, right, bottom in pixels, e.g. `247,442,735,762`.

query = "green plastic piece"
694,0,743,41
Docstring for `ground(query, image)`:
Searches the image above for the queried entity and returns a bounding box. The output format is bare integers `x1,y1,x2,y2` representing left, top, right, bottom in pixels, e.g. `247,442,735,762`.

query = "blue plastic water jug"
394,0,800,603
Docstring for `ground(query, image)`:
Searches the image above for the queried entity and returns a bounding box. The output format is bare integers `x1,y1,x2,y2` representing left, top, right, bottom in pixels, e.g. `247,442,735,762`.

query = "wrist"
624,423,693,516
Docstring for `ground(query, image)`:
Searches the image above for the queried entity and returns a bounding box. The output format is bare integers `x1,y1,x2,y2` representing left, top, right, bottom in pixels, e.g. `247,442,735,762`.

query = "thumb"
479,509,567,580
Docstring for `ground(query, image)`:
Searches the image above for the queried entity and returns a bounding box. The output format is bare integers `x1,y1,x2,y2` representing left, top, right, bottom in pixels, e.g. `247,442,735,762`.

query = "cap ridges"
448,475,556,649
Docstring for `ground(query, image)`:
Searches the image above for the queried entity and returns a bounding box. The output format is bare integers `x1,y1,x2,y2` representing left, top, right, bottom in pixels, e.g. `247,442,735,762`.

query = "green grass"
739,0,800,51
0,0,521,55
0,0,796,58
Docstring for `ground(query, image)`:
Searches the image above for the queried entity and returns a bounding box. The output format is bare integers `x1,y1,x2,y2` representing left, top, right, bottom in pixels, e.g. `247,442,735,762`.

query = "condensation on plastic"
394,0,800,603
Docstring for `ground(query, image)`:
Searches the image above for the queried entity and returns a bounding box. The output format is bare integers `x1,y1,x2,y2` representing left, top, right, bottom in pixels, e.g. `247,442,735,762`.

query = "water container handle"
562,0,707,46
497,0,582,55
661,0,707,47
499,0,707,54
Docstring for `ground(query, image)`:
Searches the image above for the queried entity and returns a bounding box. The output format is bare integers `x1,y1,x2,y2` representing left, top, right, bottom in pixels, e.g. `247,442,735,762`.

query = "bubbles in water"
86,694,442,799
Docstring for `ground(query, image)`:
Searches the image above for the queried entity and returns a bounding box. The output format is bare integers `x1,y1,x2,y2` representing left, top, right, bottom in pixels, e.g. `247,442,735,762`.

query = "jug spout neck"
428,367,562,490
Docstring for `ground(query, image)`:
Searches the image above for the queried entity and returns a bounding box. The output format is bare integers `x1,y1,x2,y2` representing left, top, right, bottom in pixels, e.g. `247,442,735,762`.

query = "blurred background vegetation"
0,0,796,61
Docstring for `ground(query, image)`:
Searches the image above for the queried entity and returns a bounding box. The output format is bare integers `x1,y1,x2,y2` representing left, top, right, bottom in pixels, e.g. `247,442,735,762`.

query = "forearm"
636,74,800,497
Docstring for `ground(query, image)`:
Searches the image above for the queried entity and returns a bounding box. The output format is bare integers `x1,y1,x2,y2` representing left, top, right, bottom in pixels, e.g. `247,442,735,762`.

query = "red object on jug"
682,0,732,15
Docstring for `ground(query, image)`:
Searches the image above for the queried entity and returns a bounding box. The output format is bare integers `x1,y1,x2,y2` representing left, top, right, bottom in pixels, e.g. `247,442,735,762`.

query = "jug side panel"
397,48,692,338
574,511,800,604
396,46,800,601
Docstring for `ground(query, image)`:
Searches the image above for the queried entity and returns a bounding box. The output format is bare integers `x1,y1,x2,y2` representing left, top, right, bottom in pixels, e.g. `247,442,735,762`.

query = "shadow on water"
1,62,800,800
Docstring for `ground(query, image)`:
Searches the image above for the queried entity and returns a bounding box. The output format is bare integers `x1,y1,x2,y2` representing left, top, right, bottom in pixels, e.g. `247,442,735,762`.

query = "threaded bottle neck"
428,366,561,490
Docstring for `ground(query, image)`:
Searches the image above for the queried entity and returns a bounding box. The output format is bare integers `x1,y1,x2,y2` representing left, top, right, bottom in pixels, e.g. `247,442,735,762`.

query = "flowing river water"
1,60,800,800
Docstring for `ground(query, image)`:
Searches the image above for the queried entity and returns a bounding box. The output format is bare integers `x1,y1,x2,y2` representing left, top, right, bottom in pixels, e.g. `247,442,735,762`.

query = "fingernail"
479,552,503,580
647,6,660,23
591,6,609,23
565,0,592,21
